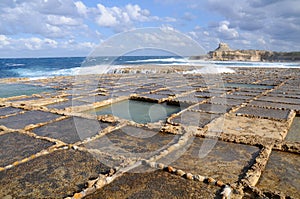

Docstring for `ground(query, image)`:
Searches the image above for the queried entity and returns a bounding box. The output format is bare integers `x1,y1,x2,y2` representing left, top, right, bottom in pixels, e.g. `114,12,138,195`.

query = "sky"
0,0,299,58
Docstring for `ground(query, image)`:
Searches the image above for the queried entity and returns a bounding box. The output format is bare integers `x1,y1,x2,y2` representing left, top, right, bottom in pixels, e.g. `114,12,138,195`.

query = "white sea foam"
207,61,300,68
5,63,25,67
125,57,189,63
183,66,236,74
11,58,300,80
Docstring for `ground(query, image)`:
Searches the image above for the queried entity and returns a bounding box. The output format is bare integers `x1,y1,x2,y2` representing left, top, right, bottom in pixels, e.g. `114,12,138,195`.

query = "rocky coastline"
191,43,300,62
0,66,300,198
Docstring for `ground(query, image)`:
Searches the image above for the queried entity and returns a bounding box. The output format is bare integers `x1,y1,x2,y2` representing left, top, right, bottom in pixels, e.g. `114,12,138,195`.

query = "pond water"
286,116,300,142
88,100,181,124
0,83,55,98
224,83,274,89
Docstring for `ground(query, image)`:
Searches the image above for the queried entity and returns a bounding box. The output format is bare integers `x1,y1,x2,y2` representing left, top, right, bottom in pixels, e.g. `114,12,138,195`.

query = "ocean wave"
4,57,300,80
125,57,188,64
183,66,235,74
11,65,125,79
5,63,25,67
10,68,77,79
209,61,300,68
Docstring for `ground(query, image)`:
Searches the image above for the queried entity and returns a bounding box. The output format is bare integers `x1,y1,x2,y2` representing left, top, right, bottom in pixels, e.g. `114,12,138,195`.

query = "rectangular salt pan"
87,100,181,124
0,83,55,98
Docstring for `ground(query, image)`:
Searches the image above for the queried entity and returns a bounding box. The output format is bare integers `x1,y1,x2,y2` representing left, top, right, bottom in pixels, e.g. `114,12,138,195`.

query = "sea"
1,56,300,79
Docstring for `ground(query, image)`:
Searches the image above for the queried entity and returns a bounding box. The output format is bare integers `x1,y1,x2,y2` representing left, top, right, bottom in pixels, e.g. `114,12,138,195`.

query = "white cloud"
0,37,59,51
164,17,177,22
0,0,86,38
125,4,150,21
204,0,300,50
47,15,81,26
188,31,198,38
75,1,88,17
96,4,119,27
0,0,299,57
0,35,96,57
94,3,157,32
39,0,80,16
217,21,239,39
0,35,10,46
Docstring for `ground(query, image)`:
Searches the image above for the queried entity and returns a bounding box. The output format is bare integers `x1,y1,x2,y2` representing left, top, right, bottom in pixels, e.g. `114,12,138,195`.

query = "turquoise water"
88,100,181,124
0,84,55,98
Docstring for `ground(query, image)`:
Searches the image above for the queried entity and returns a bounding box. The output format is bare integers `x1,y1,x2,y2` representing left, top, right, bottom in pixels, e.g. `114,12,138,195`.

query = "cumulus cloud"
217,21,239,39
0,36,58,51
0,0,89,39
39,0,80,16
47,15,82,26
75,1,88,17
0,1,166,57
0,0,299,57
0,35,11,46
173,0,300,51
204,0,300,50
94,3,156,32
0,35,96,57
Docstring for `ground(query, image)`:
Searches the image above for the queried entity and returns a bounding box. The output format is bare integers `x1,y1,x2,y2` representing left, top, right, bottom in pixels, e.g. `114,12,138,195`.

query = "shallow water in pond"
88,100,181,124
224,83,274,89
257,151,300,198
0,83,55,98
286,116,300,142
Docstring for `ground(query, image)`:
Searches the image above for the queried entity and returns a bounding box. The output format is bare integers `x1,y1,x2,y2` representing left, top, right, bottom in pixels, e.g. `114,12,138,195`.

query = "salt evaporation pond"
0,84,55,98
88,100,181,124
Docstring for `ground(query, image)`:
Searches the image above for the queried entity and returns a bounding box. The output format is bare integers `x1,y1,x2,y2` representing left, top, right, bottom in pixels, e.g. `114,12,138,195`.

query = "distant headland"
191,43,300,62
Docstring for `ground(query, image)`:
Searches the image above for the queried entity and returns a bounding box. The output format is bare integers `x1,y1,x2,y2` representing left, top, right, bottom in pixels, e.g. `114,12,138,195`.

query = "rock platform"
0,67,299,198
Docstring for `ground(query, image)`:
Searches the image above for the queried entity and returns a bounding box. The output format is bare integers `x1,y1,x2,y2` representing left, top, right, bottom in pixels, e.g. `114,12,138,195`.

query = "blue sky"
0,0,299,57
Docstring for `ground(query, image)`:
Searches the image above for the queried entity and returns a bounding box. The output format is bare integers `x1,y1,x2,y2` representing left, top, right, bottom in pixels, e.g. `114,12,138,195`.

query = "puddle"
258,96,300,105
0,111,61,129
286,116,300,142
249,100,300,111
170,111,220,127
236,106,291,120
0,150,110,198
0,107,23,117
0,132,54,167
87,100,181,124
84,125,177,163
86,169,219,199
0,84,55,98
158,138,259,184
190,103,231,114
257,151,300,198
33,117,111,144
224,83,274,89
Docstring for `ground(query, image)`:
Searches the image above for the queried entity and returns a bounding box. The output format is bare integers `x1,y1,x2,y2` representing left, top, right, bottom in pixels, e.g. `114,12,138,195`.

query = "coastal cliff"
192,43,300,62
